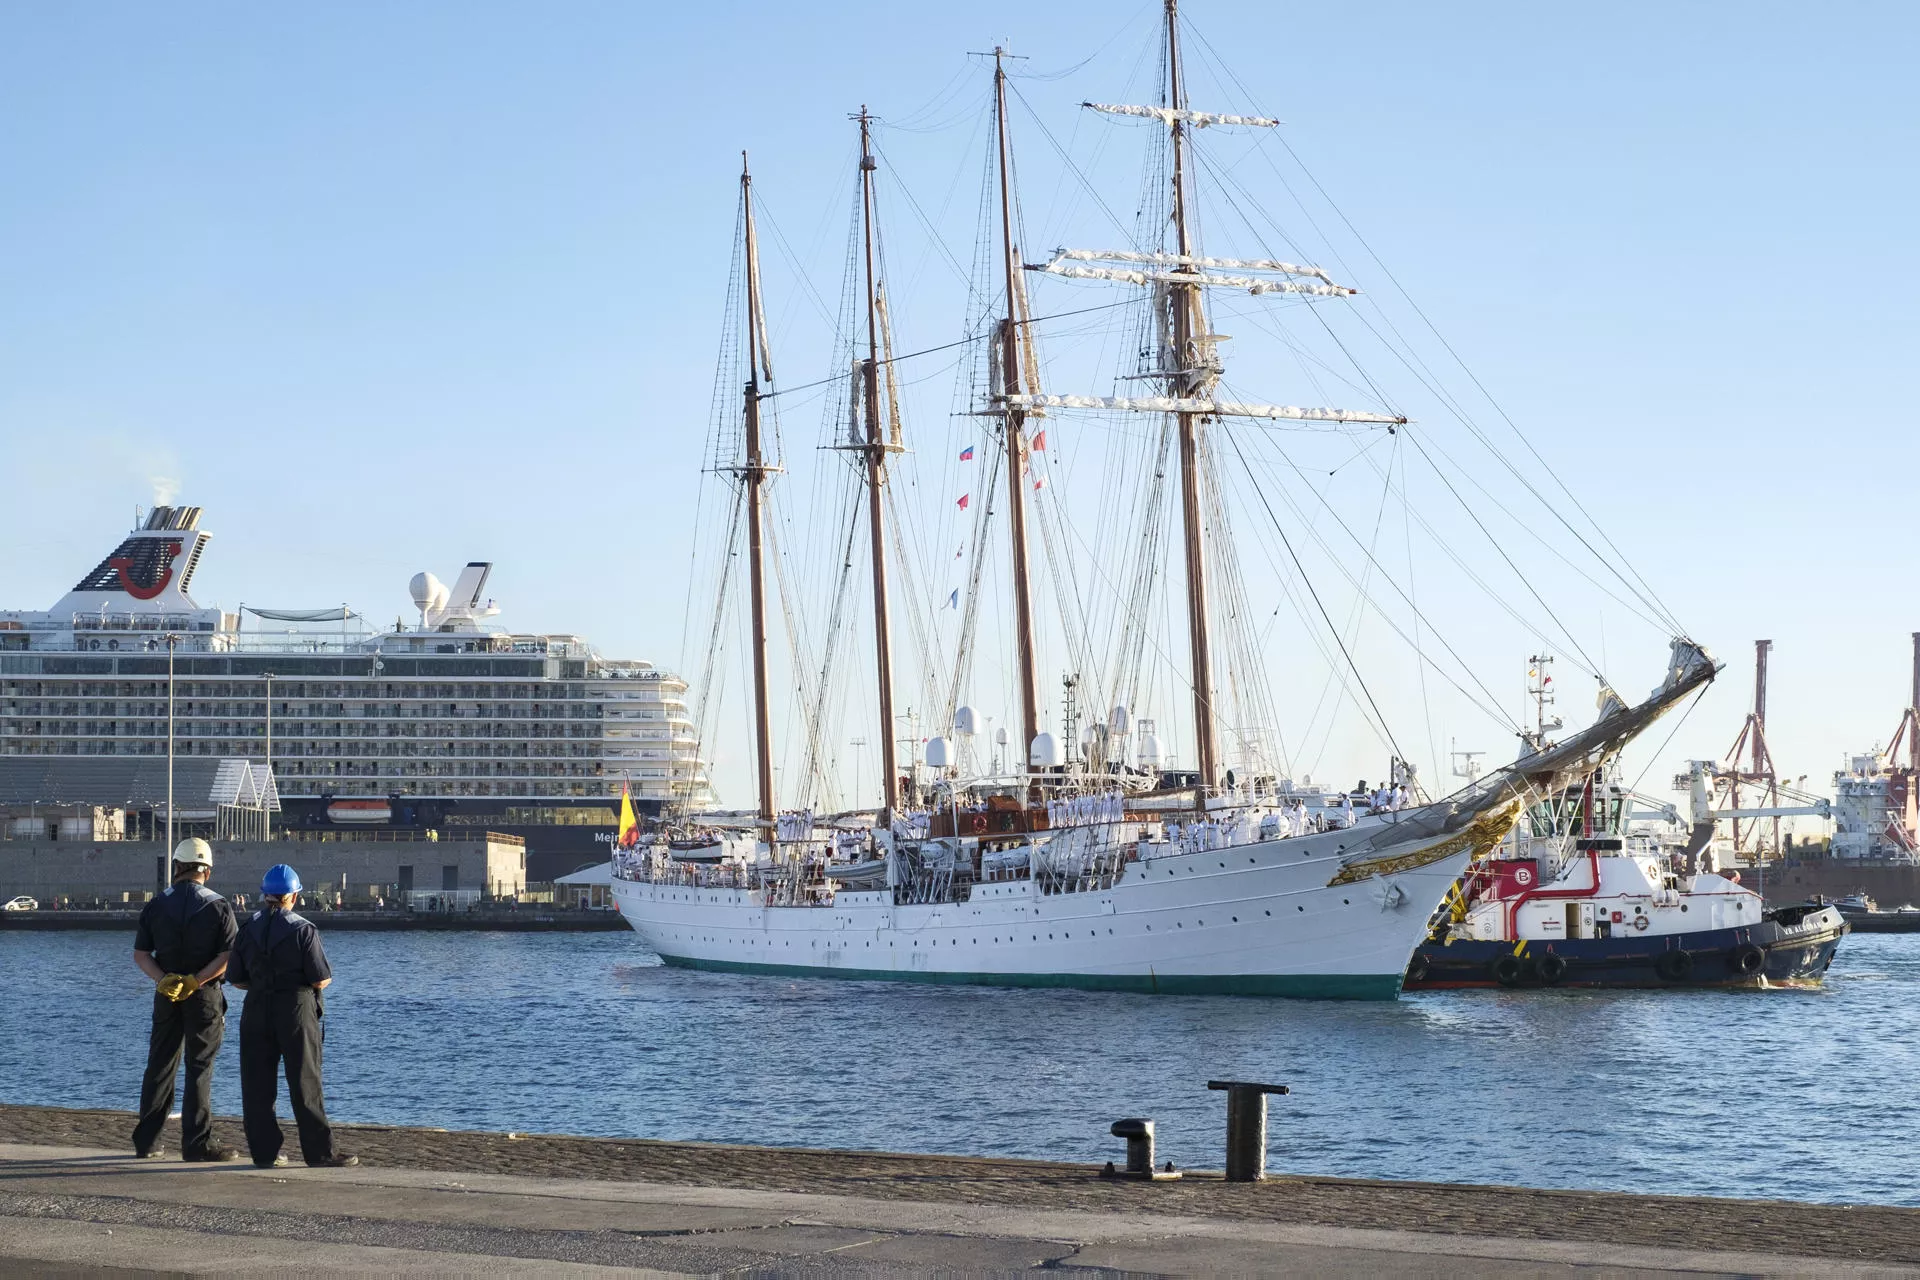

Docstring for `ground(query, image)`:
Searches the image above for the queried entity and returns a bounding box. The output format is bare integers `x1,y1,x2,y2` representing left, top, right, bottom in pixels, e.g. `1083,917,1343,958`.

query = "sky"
2,1,1916,810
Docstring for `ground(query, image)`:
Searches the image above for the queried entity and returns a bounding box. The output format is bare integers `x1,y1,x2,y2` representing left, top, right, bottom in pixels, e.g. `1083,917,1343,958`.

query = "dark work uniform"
131,880,238,1157
229,907,338,1165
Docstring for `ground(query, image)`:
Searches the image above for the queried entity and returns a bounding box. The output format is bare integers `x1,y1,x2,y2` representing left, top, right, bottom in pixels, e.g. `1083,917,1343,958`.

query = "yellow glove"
157,974,202,1002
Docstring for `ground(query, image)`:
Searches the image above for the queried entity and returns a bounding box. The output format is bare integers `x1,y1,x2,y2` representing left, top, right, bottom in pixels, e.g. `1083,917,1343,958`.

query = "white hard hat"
172,837,213,868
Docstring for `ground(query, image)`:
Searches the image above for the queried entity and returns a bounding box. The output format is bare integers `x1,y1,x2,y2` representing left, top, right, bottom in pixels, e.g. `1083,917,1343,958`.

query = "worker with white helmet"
130,837,241,1162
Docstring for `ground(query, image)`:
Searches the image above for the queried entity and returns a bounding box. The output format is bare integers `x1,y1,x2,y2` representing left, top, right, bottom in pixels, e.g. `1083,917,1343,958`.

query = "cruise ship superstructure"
0,505,711,828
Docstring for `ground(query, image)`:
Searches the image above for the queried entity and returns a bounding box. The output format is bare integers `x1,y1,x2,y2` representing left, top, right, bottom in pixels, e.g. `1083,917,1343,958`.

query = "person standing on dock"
228,863,357,1169
131,838,241,1162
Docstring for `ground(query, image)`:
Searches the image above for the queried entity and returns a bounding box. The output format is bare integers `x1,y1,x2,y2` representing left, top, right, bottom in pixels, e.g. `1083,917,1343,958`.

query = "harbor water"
3,929,1914,1206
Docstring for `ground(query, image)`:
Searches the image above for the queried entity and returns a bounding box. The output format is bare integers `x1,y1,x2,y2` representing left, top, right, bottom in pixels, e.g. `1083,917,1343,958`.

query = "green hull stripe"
657,953,1403,1000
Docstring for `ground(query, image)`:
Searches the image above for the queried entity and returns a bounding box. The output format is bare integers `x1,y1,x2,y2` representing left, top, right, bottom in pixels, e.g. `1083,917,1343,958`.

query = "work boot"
252,1154,289,1169
184,1146,242,1163
307,1153,359,1168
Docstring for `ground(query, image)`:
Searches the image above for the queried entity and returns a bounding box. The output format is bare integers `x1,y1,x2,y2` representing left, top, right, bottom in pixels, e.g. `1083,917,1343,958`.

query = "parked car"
3,896,39,912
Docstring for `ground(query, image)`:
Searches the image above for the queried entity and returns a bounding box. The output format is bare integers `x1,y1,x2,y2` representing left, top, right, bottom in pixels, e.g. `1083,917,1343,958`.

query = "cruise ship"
0,505,710,855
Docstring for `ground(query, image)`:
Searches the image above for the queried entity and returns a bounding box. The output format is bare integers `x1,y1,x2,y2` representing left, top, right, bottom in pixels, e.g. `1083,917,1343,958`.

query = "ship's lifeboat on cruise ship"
327,799,392,824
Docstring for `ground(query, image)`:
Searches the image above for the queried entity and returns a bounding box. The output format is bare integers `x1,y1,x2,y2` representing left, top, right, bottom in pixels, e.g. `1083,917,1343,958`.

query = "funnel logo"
110,539,184,600
1511,865,1535,888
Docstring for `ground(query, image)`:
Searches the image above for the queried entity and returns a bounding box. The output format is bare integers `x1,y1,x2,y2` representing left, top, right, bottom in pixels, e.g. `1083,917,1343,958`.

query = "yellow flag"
617,779,639,849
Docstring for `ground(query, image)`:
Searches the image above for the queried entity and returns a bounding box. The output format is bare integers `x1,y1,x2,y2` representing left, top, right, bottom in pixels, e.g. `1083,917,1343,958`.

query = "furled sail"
1033,261,1353,297
998,393,1405,425
1050,247,1337,284
1083,102,1279,128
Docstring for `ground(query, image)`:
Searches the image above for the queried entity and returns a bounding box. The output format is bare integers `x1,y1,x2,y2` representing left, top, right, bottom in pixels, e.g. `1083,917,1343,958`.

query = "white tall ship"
0,505,711,831
613,3,1716,997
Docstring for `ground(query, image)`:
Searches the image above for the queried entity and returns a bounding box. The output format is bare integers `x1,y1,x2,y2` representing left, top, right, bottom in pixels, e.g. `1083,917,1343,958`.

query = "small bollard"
1207,1079,1289,1182
1103,1117,1182,1180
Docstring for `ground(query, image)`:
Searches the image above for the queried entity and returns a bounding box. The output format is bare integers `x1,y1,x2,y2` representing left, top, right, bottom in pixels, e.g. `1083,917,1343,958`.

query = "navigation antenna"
1525,655,1563,751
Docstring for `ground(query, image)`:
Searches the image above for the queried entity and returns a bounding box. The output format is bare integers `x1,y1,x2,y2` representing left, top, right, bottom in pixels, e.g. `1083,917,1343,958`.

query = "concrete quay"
3,1106,1917,1276
0,906,627,932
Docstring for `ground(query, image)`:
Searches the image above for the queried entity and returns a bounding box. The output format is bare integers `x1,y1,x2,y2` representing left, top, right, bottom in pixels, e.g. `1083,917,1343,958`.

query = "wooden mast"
1164,0,1219,809
994,49,1042,785
739,153,778,855
857,109,901,817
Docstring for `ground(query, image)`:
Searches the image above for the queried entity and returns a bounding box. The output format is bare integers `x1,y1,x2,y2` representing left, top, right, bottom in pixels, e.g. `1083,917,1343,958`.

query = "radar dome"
1139,732,1165,768
409,572,442,613
1109,704,1130,734
953,705,979,737
924,736,950,769
1029,732,1064,768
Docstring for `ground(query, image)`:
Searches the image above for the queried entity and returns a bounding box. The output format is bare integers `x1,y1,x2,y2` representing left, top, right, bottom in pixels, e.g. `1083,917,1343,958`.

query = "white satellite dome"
409,571,443,614
1029,732,1064,768
995,726,1010,746
924,736,950,769
1109,703,1130,735
1139,732,1165,768
953,705,979,737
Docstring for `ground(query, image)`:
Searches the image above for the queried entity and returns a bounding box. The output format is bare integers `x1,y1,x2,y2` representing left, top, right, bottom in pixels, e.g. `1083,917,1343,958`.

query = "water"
3,928,1914,1206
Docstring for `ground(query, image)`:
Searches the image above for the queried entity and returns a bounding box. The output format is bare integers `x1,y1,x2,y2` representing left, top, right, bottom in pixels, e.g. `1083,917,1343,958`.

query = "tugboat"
1406,664,1847,990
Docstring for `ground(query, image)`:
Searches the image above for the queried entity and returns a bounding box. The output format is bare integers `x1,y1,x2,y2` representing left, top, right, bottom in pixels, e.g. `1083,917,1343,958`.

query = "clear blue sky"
2,2,1915,805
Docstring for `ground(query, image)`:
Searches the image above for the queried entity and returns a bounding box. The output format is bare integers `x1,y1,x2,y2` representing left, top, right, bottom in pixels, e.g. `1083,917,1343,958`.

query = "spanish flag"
617,779,640,850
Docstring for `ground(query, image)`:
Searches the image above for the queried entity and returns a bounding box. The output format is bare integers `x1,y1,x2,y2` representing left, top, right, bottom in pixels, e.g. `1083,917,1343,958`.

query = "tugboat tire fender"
1655,949,1694,982
1729,942,1765,976
1491,953,1525,987
1406,953,1430,984
1534,951,1568,985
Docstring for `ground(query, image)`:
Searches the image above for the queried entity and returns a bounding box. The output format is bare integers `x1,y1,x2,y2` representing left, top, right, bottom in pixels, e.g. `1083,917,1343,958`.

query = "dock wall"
0,837,525,905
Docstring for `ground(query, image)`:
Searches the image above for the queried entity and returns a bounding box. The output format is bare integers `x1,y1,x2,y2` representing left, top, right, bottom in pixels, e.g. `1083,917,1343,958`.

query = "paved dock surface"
3,1106,1916,1276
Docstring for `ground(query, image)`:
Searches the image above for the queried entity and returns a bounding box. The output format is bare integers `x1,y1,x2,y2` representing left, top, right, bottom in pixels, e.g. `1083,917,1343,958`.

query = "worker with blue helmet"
227,863,356,1169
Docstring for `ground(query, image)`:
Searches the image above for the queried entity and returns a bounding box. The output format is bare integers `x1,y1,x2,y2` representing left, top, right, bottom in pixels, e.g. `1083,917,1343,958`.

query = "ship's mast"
739,154,778,854
1164,0,1218,809
993,50,1042,787
857,109,901,817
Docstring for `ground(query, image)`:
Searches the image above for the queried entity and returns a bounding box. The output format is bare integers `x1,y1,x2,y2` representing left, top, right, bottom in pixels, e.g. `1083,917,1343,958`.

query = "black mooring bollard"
1104,1117,1182,1180
1207,1080,1289,1181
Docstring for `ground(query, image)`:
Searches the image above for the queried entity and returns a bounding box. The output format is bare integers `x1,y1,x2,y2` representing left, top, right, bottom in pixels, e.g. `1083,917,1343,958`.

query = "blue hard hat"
261,864,303,896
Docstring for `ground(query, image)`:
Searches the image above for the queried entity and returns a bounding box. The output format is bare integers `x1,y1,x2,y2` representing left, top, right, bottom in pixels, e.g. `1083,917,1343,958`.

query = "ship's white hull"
611,821,1486,999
